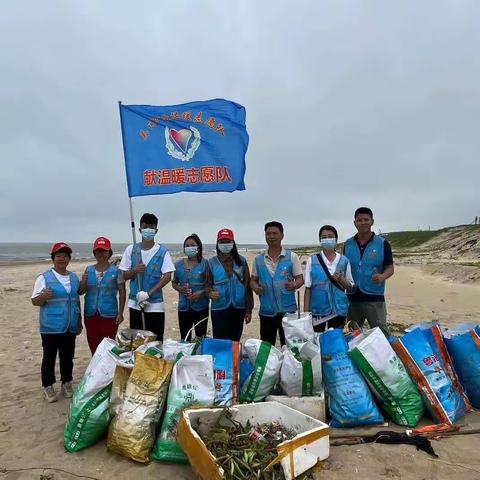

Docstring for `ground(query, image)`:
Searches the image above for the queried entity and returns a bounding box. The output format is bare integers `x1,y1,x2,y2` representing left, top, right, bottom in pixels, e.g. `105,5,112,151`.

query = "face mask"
141,228,156,241
184,246,198,258
320,238,337,250
218,243,234,254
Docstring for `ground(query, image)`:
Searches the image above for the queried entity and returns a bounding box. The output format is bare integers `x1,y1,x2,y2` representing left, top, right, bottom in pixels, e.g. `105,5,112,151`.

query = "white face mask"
141,228,156,241
184,246,199,258
320,238,337,250
218,243,234,254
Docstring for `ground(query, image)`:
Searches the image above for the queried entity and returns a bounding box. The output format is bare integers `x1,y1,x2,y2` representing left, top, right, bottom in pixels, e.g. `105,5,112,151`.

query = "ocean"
0,242,289,264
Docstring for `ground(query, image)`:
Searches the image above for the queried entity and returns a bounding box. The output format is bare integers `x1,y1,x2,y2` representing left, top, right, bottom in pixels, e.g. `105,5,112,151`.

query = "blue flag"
119,99,249,196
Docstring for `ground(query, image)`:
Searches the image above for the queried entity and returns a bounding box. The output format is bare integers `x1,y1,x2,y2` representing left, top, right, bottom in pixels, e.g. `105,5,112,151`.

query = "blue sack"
201,338,240,406
320,329,384,428
445,324,480,408
392,328,467,424
407,322,470,413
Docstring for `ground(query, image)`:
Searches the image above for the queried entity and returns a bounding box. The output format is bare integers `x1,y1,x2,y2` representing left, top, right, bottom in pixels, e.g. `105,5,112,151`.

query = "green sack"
348,327,424,427
240,339,283,403
64,338,118,452
151,355,215,463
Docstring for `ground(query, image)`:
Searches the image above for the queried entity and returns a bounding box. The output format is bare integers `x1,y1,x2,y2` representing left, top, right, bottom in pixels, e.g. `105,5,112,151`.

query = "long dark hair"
216,241,243,266
184,233,203,263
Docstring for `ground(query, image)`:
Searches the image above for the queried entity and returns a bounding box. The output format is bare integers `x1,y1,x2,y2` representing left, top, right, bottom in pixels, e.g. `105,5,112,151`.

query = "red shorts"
84,313,118,355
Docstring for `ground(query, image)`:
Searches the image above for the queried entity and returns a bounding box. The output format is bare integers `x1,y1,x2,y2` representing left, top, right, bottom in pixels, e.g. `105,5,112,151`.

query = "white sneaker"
43,385,57,403
61,381,74,398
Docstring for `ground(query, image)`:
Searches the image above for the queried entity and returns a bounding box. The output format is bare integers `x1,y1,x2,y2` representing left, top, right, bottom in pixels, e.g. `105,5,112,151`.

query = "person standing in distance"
250,221,304,346
343,207,394,336
119,213,175,341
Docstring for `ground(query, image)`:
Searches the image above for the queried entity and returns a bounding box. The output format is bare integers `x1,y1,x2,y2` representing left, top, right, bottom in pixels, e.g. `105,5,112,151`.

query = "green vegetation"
383,224,479,251
291,246,317,255
382,229,445,249
291,224,479,257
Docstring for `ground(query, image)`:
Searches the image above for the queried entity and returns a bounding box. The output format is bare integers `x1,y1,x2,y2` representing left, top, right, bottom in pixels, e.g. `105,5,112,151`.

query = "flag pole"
119,101,146,330
128,197,146,330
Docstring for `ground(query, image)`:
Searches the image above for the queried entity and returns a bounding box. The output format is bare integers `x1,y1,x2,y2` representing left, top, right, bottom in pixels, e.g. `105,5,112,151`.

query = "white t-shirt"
119,244,175,312
304,251,354,288
32,269,72,298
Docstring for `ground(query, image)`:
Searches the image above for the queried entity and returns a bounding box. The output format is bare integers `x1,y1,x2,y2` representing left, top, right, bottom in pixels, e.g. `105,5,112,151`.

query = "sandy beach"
1,253,480,479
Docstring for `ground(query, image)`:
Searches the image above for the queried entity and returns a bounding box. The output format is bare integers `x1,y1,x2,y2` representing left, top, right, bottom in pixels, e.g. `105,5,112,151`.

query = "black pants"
129,308,165,342
41,333,76,388
260,313,286,347
178,308,209,342
211,305,245,341
313,315,346,333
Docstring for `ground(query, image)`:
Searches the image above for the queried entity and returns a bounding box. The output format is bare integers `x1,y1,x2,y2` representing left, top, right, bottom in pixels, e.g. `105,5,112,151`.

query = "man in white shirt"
119,213,175,341
251,221,304,346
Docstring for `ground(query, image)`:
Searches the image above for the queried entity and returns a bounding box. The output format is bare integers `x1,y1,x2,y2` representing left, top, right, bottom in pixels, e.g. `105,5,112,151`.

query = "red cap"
93,236,112,251
51,242,72,254
217,228,234,241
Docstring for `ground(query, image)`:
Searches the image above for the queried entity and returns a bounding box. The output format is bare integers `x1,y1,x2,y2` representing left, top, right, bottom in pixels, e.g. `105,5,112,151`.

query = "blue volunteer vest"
174,258,209,312
344,234,385,295
208,256,246,311
84,264,119,318
310,254,349,316
39,270,81,334
129,243,168,304
254,251,297,316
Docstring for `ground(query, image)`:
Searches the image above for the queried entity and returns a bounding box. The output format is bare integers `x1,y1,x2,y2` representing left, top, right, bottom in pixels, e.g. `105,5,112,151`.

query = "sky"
1,1,479,246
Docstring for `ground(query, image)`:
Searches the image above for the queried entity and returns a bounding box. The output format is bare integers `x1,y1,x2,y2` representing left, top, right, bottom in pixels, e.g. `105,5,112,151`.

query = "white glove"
136,291,150,307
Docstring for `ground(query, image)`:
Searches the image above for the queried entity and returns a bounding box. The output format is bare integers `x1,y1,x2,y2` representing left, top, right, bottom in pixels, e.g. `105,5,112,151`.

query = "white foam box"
177,401,329,480
266,391,326,423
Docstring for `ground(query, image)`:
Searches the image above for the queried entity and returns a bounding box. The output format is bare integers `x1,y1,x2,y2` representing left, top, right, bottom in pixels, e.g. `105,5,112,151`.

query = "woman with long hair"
171,233,209,341
206,228,253,341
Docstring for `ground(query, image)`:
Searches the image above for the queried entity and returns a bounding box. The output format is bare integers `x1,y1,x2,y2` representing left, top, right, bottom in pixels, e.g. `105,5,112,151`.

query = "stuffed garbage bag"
392,327,467,424
152,355,215,463
445,323,480,408
107,353,173,462
348,327,424,427
201,338,241,405
240,339,283,402
280,341,322,397
321,328,384,428
282,312,315,354
64,338,119,452
408,321,470,411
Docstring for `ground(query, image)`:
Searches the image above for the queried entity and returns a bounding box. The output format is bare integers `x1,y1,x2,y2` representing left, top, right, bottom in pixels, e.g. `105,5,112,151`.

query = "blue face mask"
320,238,337,250
184,246,198,258
141,228,156,241
218,243,234,254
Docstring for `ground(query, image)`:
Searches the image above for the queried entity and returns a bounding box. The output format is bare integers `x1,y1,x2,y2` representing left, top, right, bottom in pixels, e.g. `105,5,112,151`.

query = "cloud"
1,0,479,244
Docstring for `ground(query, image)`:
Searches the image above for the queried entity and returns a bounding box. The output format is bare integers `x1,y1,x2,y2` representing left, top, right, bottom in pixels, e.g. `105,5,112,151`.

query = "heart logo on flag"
165,125,201,161
169,128,192,154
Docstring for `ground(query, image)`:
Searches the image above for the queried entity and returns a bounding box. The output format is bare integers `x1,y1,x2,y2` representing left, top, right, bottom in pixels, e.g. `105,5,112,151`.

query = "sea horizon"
0,242,310,265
